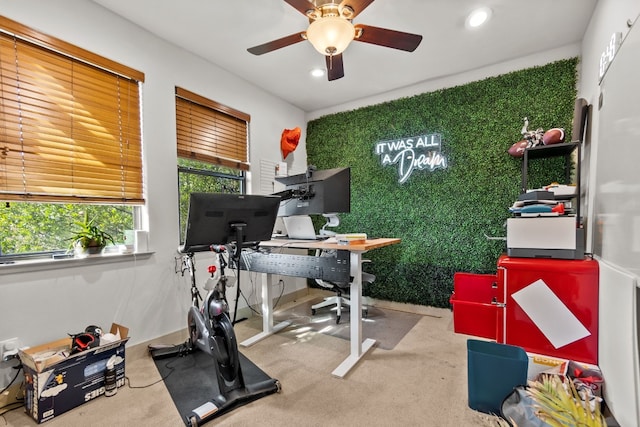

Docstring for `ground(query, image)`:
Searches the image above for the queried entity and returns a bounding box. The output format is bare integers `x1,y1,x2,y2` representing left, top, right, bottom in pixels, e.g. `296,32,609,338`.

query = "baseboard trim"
125,287,444,363
367,298,447,318
125,287,312,362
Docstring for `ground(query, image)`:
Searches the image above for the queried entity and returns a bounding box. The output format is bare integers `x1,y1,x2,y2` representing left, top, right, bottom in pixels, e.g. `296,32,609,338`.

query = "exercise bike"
153,244,281,426
186,245,239,386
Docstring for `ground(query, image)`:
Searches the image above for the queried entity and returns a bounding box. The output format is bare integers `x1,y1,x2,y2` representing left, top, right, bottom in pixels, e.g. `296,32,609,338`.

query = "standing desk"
239,238,401,378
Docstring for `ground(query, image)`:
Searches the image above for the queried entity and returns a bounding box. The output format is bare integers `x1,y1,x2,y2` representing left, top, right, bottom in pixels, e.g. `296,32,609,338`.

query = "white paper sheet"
511,279,590,348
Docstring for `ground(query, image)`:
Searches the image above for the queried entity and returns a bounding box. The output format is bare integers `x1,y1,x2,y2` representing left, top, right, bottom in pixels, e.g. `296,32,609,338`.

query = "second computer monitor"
274,167,350,217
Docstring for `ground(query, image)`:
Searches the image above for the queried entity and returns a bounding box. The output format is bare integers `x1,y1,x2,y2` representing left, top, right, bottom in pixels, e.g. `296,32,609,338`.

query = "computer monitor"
273,167,350,216
181,193,281,253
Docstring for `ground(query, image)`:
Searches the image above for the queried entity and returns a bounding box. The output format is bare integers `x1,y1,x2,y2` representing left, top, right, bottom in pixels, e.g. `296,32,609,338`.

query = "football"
508,140,529,157
542,128,565,145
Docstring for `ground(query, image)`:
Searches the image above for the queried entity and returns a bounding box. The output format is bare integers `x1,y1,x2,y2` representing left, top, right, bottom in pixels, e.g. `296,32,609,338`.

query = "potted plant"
526,374,605,427
70,211,115,257
496,374,606,427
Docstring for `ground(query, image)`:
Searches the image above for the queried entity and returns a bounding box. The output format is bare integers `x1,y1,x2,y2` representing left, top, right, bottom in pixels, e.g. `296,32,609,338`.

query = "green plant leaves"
307,58,578,307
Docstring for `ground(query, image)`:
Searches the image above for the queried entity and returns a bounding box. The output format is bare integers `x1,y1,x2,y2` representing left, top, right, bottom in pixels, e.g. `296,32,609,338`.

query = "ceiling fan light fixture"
306,16,355,56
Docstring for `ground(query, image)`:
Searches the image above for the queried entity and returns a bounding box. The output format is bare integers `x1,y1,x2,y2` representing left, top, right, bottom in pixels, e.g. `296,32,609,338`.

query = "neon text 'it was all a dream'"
375,133,447,183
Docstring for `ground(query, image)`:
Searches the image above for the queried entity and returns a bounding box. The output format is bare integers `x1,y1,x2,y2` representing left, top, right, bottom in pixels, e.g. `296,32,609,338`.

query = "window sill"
0,251,154,276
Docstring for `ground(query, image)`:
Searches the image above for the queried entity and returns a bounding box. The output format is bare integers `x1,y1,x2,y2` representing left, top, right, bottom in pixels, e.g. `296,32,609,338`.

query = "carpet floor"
2,290,501,426
251,297,423,350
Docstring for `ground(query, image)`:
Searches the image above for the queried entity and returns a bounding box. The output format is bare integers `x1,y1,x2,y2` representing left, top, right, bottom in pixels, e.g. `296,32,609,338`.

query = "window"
175,87,249,242
0,16,144,258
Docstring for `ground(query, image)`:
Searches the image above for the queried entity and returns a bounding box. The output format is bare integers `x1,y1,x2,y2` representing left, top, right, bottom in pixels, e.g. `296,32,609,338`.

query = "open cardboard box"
19,324,129,423
527,352,603,397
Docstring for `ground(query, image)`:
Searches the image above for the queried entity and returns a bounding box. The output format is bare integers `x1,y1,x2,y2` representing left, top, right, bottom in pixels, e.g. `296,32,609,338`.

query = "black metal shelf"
521,141,581,226
524,141,579,159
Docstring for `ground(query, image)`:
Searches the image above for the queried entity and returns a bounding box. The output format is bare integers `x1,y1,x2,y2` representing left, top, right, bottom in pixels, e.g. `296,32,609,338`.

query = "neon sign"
375,133,447,183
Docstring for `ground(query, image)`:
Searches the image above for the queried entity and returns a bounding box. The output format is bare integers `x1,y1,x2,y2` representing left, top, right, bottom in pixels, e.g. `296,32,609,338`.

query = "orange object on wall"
281,127,301,159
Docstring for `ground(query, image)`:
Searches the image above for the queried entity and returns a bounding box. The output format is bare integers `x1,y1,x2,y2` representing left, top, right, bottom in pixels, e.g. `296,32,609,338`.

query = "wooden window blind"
175,87,250,171
0,16,145,204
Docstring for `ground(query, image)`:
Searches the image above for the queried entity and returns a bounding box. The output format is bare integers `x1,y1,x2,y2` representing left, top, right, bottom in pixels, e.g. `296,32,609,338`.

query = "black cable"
0,364,24,416
272,279,286,310
0,364,21,395
125,357,178,389
124,375,166,389
230,242,243,325
238,270,263,316
0,400,24,416
239,280,262,317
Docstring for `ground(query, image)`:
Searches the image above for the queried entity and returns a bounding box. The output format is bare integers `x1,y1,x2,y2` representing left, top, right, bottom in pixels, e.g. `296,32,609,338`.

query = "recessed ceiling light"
466,7,492,28
310,68,325,78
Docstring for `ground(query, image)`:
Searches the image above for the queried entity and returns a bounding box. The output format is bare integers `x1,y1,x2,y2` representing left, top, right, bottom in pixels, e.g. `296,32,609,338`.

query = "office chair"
310,249,375,324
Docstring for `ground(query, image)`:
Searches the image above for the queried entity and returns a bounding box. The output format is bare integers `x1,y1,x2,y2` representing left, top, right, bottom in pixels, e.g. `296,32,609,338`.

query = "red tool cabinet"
450,272,498,340
496,255,599,365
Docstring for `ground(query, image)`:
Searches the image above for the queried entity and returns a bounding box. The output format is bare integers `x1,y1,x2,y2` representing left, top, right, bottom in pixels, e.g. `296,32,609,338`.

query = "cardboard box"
526,352,604,417
526,352,603,396
19,324,129,423
526,352,569,380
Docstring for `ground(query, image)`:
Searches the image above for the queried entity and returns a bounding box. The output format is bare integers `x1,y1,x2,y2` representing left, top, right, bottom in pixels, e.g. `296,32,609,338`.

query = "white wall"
578,2,640,425
0,0,308,354
579,0,640,254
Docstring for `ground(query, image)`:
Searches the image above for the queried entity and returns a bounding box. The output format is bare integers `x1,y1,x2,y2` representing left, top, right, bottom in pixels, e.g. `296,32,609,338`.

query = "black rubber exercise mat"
154,349,277,425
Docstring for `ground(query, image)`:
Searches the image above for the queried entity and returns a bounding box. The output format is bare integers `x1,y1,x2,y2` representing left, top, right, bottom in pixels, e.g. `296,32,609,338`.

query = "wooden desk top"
261,237,401,252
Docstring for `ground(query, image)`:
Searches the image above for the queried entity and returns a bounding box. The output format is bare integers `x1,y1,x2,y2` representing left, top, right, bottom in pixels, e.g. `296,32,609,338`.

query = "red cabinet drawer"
497,255,598,364
450,272,498,340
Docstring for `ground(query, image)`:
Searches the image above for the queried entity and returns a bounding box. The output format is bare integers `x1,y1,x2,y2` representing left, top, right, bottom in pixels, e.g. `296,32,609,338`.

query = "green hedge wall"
306,58,578,308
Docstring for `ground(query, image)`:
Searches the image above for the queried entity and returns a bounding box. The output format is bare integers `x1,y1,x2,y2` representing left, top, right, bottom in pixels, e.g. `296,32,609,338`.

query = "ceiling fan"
247,0,423,81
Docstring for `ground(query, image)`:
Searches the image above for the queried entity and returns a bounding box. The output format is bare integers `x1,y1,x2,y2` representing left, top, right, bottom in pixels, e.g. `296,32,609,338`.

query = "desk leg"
240,273,290,347
331,251,376,378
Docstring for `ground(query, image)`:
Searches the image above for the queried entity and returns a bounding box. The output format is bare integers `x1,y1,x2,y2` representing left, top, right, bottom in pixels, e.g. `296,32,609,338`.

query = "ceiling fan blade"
284,0,316,16
340,0,374,19
354,24,422,52
325,54,345,81
247,32,306,55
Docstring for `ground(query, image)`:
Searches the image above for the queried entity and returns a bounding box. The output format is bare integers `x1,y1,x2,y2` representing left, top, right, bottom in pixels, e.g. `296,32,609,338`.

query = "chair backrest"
314,249,343,289
314,249,375,290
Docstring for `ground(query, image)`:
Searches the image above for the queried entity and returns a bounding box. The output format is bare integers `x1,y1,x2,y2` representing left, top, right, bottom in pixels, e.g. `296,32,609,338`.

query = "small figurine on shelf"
507,117,565,157
521,116,545,147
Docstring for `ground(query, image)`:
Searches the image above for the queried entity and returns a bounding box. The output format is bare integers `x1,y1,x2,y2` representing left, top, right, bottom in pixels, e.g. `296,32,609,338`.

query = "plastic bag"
501,386,552,427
